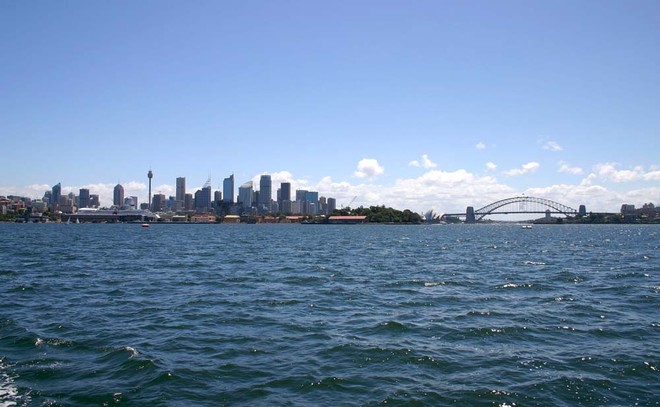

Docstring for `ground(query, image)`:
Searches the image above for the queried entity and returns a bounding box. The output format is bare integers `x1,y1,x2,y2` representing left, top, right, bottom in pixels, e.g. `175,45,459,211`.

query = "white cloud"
594,163,644,183
504,162,540,176
542,141,563,152
558,161,583,175
485,162,497,171
408,154,437,169
354,158,384,179
591,162,658,183
476,142,486,150
642,170,660,181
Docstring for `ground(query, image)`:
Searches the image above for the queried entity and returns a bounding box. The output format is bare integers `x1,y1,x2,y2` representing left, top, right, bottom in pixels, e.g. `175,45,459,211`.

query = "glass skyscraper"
259,175,272,208
113,184,124,206
223,174,235,203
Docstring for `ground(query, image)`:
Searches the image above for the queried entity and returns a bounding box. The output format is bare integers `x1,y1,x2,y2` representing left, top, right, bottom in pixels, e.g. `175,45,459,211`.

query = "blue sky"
1,1,659,213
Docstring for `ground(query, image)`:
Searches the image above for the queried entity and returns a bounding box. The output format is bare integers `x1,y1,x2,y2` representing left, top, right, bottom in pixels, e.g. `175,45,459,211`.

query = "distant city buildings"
3,170,342,221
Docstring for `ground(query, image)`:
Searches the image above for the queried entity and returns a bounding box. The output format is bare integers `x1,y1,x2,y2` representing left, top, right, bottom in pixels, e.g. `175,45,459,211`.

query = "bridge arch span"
473,196,578,221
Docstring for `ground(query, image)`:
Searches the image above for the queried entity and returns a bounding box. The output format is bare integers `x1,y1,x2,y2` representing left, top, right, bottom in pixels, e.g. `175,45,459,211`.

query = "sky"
1,0,659,214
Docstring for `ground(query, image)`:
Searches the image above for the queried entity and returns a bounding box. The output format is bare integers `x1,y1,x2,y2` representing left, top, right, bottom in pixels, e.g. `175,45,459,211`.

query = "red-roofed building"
328,215,368,224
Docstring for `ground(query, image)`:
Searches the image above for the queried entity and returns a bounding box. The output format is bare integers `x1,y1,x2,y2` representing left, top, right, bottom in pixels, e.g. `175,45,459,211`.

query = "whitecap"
34,337,43,347
0,363,19,407
124,347,139,358
524,260,546,265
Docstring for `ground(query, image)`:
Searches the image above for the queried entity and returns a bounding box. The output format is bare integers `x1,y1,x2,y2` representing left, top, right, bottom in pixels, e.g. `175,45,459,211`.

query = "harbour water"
1,223,658,406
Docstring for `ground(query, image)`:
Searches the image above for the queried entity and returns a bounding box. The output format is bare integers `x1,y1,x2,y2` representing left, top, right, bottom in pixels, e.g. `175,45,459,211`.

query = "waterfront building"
113,184,124,206
223,174,235,203
79,188,90,209
238,181,253,209
214,190,222,205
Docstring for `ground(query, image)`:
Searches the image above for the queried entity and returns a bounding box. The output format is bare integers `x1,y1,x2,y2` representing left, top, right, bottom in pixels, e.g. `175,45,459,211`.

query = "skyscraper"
279,182,292,214
51,183,61,211
238,181,253,208
259,175,272,209
327,197,337,215
176,177,186,203
113,184,124,206
79,188,90,209
305,191,319,215
223,174,235,203
194,186,212,212
280,182,291,202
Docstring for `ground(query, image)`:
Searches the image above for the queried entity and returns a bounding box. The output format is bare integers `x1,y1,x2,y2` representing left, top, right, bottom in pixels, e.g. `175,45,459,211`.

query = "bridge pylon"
466,206,476,223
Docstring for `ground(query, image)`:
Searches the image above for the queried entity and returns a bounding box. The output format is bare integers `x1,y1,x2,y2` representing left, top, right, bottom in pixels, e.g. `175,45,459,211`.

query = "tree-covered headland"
332,205,422,224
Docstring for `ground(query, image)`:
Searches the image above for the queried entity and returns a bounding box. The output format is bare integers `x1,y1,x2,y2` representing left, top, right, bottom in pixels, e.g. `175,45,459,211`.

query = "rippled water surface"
1,223,658,406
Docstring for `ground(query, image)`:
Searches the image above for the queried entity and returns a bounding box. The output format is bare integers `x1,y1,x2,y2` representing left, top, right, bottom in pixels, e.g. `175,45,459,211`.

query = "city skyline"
1,2,659,213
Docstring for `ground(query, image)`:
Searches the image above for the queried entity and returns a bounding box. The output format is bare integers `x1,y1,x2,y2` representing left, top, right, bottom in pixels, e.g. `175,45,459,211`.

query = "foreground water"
1,223,658,406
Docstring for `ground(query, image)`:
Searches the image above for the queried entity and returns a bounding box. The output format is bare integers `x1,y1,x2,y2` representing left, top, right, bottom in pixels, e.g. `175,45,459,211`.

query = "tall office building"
51,183,61,211
79,188,90,209
238,181,253,208
176,177,186,203
113,184,124,206
259,175,272,209
184,193,194,211
280,182,291,202
195,186,212,212
214,190,222,205
306,191,319,215
279,182,292,214
223,174,235,203
152,193,166,212
327,197,337,215
90,194,100,208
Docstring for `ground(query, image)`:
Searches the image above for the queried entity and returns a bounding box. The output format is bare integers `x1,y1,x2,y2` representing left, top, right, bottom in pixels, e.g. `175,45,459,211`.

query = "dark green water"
1,223,658,406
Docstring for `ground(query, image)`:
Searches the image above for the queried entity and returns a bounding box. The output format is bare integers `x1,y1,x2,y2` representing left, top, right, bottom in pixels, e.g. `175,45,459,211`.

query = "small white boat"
141,223,150,228
521,225,533,229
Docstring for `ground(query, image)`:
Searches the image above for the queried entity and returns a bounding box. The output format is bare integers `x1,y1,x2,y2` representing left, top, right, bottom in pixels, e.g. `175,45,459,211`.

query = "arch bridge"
442,196,580,222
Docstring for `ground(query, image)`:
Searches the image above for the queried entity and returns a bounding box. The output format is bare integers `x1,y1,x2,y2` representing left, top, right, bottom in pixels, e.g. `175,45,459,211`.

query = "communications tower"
147,170,153,211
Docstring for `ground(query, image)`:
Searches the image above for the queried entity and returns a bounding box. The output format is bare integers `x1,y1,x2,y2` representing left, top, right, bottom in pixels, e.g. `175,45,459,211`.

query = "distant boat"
141,223,150,228
521,224,533,229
